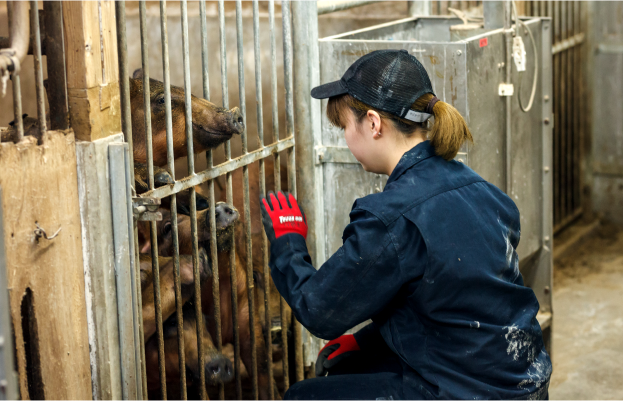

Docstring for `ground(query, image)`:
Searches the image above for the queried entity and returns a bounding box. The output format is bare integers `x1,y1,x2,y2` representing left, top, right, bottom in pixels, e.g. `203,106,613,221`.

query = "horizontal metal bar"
596,42,623,54
552,32,584,54
141,137,295,199
317,0,382,15
315,146,358,164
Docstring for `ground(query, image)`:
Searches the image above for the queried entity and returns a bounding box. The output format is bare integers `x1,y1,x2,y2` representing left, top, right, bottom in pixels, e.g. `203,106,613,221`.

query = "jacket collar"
386,140,435,186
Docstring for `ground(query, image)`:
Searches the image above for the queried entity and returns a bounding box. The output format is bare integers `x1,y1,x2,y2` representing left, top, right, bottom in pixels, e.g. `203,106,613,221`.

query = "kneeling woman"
260,50,551,400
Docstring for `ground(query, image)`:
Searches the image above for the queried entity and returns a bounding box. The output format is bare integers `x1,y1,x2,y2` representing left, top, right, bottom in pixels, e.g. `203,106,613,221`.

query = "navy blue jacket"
269,141,551,400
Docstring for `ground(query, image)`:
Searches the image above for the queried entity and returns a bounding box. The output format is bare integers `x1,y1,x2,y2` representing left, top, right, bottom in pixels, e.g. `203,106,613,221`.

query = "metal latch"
133,197,162,221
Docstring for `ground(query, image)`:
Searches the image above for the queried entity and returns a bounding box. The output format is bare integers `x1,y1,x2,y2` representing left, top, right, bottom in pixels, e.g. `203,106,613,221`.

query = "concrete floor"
549,224,623,399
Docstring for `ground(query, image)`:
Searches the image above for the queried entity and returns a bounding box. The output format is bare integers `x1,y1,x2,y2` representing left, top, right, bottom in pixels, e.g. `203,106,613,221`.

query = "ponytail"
327,93,473,161
413,93,473,161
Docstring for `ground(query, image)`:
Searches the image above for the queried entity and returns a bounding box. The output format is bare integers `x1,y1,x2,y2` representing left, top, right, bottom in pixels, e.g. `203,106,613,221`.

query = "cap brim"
311,80,348,99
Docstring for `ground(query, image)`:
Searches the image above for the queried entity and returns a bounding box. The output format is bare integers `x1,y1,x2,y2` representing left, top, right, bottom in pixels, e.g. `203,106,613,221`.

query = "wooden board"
0,131,92,400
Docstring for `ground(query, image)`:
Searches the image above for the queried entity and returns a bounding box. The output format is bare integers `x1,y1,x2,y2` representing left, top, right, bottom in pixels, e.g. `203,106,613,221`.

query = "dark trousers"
284,349,550,400
284,348,414,400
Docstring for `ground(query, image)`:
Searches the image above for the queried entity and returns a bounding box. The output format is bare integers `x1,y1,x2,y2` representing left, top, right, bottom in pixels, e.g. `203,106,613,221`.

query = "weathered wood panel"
0,131,92,400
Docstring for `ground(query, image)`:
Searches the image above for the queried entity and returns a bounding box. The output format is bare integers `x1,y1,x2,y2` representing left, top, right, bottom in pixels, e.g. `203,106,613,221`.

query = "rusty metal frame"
118,1,302,399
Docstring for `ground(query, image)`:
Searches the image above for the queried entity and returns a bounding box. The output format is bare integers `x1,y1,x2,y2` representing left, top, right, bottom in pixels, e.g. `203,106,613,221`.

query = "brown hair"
326,93,473,160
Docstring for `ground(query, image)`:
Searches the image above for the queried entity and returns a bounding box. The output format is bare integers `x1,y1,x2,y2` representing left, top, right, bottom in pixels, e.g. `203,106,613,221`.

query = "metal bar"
179,2,207,399
225,166,242,401
317,0,382,15
274,146,289,391
1,1,29,79
565,1,573,218
123,145,144,401
560,1,568,222
199,1,210,101
504,0,512,194
251,0,272,400
149,221,166,400
216,3,236,400
139,1,155,191
139,2,167,399
109,143,139,401
263,1,278,397
552,32,584,54
209,178,224,401
116,1,133,171
30,0,46,139
234,2,259,398
553,207,582,235
142,138,295,199
553,1,560,226
7,3,24,142
573,1,582,214
159,2,187,399
43,1,69,131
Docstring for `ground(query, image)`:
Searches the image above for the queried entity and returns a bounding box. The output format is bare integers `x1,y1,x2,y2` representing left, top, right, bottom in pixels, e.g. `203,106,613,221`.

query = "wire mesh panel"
116,1,303,399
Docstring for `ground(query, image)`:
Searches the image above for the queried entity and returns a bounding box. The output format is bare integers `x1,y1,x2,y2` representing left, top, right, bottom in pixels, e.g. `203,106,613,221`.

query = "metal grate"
525,1,586,233
116,1,302,399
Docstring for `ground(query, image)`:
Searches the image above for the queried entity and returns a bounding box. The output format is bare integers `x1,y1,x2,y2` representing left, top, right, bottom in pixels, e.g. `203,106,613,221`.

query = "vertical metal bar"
139,3,167,399
110,143,139,401
552,1,560,226
504,0,512,194
565,1,572,217
559,1,568,223
281,1,294,388
148,225,165,400
139,1,154,190
116,1,133,171
574,1,581,213
252,0,275,400
43,1,69,131
235,1,259,399
199,1,210,101
123,148,144,401
217,2,234,399
30,0,46,138
159,2,187,399
285,0,305,383
264,1,279,397
208,175,224,401
179,2,207,399
7,2,24,142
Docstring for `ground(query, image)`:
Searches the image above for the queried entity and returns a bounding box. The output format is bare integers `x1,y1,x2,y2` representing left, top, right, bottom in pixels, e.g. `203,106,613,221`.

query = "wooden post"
63,0,121,141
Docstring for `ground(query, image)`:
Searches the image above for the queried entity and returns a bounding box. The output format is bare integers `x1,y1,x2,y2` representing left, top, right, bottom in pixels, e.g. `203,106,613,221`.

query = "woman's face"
343,109,385,174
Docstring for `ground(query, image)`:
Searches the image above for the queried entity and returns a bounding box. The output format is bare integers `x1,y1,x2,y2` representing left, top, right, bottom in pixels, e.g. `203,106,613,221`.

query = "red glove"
260,191,307,241
315,334,360,377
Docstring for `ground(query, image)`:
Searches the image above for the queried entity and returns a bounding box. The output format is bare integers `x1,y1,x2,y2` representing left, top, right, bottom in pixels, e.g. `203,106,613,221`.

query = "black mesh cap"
311,49,435,122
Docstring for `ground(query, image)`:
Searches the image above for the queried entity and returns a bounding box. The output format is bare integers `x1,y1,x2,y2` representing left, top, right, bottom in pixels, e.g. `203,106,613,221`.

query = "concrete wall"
589,1,623,224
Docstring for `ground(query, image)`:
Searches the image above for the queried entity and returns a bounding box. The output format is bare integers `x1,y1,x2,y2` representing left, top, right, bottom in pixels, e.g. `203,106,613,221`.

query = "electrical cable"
512,0,538,112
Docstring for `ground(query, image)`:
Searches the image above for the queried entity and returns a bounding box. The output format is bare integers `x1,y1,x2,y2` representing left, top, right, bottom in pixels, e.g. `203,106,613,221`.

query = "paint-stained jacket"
269,141,552,400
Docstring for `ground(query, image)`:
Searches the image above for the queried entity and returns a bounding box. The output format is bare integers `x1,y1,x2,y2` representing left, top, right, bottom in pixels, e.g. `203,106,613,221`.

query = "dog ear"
133,68,144,79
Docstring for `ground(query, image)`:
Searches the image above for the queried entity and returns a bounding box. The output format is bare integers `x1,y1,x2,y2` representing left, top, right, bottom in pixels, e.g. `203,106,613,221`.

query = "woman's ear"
367,110,382,139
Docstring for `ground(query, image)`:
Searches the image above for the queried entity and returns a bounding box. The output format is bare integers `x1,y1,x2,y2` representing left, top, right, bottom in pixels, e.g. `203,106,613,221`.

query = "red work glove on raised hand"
315,334,361,377
260,191,308,242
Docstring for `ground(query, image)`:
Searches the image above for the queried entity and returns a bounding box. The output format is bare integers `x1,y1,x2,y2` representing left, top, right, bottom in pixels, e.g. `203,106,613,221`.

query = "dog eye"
163,222,172,235
158,97,165,105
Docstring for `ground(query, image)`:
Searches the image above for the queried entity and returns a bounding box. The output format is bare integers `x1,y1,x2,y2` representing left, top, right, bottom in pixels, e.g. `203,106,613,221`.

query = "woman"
260,49,551,400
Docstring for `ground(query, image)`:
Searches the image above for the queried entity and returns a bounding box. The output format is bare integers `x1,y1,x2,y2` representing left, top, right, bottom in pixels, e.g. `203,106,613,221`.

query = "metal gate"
117,1,303,399
525,2,587,233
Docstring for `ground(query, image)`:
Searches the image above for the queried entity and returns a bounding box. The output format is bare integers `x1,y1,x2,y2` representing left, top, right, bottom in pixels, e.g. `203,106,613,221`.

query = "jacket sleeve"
268,208,404,340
